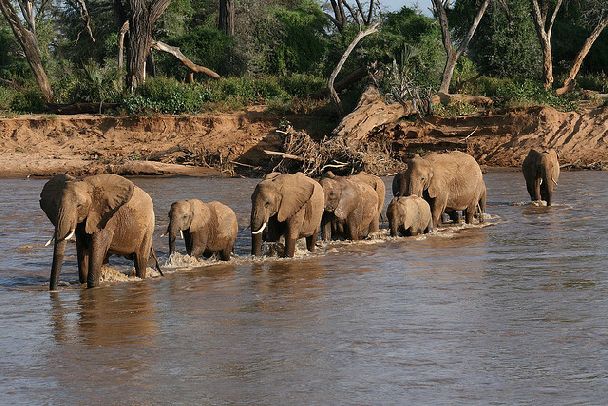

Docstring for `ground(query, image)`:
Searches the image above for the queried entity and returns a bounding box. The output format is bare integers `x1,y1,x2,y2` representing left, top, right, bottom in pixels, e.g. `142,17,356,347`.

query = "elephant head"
319,173,356,220
40,174,134,290
250,173,315,256
166,200,209,254
405,155,436,198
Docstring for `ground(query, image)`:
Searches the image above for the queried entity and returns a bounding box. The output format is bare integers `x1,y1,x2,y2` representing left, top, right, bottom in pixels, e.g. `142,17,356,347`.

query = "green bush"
0,85,16,113
10,87,46,113
277,74,325,97
123,77,212,114
577,73,608,93
433,100,477,117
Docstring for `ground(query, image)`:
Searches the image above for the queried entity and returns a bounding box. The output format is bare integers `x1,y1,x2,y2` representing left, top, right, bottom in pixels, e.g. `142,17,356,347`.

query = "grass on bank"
0,73,606,117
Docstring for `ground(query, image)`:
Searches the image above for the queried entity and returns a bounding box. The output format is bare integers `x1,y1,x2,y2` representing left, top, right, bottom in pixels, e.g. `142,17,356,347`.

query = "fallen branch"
459,126,478,141
152,40,220,79
264,150,307,161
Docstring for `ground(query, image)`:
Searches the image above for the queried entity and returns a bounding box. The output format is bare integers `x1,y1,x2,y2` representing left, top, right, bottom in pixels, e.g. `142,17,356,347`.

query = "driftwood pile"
265,126,405,176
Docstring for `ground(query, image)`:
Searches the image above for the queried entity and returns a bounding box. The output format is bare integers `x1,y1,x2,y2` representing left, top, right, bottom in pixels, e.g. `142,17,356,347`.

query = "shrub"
10,86,46,113
433,100,477,117
0,85,16,113
277,74,325,97
577,73,608,93
123,77,212,114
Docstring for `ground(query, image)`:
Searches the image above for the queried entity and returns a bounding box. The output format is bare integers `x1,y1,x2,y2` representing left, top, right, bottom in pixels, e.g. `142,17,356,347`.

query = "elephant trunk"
250,208,266,256
168,222,179,255
50,238,67,290
49,207,74,291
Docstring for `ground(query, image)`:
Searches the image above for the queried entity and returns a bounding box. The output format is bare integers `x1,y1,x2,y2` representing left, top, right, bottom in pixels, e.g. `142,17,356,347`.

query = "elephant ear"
277,174,315,222
334,181,356,220
40,174,76,226
188,199,209,231
426,172,439,199
83,174,134,234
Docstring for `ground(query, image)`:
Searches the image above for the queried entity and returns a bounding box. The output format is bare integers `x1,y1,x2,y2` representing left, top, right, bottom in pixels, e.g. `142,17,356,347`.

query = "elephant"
387,195,433,237
522,148,560,206
399,151,486,227
250,172,324,258
40,174,160,290
165,199,238,261
341,171,385,221
319,173,379,241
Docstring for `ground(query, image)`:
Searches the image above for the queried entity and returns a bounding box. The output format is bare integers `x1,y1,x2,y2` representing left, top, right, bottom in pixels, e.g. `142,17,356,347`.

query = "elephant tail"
150,248,164,276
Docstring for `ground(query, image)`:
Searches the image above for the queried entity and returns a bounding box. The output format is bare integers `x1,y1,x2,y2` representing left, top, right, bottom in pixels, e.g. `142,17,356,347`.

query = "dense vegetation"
0,0,606,115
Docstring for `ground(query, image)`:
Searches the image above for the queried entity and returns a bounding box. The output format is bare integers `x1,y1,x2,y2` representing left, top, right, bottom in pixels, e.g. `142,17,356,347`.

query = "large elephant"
387,195,433,237
40,174,159,290
522,148,560,206
166,199,238,260
250,172,324,257
399,151,486,227
319,173,379,241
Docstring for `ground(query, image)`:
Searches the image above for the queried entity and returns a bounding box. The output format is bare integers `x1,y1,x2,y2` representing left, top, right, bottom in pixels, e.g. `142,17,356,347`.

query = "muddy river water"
1,172,607,404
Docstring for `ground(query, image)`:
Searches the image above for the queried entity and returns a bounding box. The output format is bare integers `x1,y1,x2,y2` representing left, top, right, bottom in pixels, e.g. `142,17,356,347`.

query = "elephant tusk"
539,178,543,185
551,177,558,186
45,237,54,247
179,230,184,239
160,232,167,238
64,229,76,241
251,222,267,235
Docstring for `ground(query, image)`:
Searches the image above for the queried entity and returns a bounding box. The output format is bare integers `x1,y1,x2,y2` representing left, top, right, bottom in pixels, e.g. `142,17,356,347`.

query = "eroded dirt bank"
0,103,606,178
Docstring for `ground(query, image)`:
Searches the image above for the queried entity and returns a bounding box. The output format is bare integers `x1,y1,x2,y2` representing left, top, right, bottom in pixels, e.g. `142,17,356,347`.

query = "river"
0,172,607,404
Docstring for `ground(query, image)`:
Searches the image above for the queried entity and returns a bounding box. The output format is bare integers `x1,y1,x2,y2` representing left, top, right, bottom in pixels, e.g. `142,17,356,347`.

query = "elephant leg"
134,234,154,279
534,177,542,201
220,245,232,261
284,236,297,258
184,231,193,255
369,213,380,233
347,221,359,241
88,231,112,288
321,212,332,241
75,228,89,285
465,205,476,224
306,230,318,252
431,200,446,228
190,232,207,260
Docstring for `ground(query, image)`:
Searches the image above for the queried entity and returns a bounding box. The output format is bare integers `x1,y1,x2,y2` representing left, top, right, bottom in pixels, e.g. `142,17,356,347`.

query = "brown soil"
0,101,606,178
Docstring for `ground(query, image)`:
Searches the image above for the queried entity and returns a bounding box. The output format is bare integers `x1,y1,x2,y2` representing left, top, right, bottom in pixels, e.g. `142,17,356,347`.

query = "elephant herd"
39,148,559,291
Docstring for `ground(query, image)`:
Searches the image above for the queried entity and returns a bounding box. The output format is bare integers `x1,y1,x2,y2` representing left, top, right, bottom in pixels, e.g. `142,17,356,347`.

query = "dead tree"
530,0,564,89
431,0,492,94
328,22,380,115
126,0,171,90
557,3,608,95
119,21,220,80
218,0,234,36
0,0,53,101
325,0,377,32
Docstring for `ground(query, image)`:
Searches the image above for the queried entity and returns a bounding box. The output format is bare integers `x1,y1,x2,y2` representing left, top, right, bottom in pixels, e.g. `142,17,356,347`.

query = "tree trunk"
218,0,234,36
126,0,171,91
0,0,53,102
439,51,458,94
118,20,129,70
540,36,553,90
433,0,490,95
557,17,608,95
530,0,564,90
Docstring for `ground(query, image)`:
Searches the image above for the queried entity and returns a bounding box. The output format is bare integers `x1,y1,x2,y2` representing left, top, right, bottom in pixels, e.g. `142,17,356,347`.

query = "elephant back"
208,201,238,244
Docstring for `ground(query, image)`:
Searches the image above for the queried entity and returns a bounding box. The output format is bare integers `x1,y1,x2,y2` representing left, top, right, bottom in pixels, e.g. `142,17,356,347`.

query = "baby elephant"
387,195,433,237
522,148,560,206
166,199,238,260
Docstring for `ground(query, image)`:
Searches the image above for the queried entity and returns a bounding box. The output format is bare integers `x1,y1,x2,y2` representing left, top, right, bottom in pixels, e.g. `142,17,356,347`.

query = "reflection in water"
0,172,607,404
50,284,158,347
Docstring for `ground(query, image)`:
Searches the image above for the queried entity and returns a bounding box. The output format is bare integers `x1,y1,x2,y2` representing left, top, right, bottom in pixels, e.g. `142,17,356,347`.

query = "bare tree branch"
328,22,380,115
151,40,220,79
